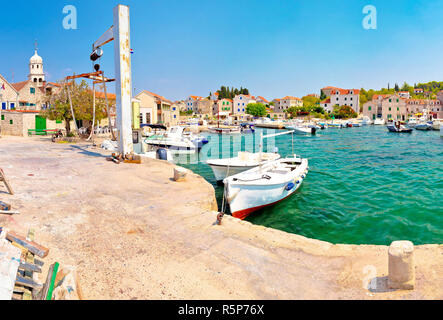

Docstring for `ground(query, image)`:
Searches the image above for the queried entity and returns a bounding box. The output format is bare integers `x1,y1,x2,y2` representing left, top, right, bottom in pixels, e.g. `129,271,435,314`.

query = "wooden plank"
24,251,34,278
0,201,11,211
0,168,14,195
46,262,59,300
0,210,19,215
19,261,42,273
15,276,43,290
10,241,29,255
13,286,26,293
23,290,32,300
11,293,22,300
39,263,56,300
6,231,49,258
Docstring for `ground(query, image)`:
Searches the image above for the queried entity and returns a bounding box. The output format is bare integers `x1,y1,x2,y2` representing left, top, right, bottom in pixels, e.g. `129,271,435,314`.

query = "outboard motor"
311,127,317,135
156,148,168,161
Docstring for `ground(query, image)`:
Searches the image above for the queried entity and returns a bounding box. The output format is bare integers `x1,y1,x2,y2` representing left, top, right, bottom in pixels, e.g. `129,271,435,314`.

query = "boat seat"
269,168,291,174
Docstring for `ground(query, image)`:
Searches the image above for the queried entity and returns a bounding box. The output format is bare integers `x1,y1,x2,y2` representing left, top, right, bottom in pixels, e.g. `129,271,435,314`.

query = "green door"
35,115,47,130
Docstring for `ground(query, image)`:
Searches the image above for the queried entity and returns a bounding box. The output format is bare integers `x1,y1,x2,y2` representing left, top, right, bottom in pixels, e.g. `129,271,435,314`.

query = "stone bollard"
173,167,188,182
388,240,415,290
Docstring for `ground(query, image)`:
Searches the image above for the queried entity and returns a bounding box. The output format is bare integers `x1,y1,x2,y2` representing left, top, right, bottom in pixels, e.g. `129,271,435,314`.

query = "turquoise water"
177,126,443,245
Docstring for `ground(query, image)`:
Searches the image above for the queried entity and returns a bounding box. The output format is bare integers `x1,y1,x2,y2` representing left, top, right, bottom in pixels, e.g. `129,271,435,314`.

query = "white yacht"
143,126,200,153
374,118,385,125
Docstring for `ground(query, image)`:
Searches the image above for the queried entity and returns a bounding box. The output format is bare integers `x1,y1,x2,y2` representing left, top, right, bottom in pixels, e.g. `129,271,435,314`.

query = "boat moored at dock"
207,151,281,183
387,121,413,133
222,130,309,220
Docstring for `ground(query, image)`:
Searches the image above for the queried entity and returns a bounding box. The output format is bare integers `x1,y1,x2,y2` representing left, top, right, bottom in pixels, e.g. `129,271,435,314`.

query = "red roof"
331,88,360,95
143,90,172,104
88,90,116,100
11,81,29,91
321,86,341,91
257,96,269,103
321,98,331,104
281,96,302,101
372,94,391,101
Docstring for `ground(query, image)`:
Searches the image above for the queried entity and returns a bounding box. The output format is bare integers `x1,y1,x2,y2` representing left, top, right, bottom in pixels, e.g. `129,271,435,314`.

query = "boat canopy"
141,124,167,130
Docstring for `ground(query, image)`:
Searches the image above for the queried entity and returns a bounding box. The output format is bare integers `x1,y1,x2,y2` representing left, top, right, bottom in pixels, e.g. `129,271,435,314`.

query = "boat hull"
387,125,412,133
209,164,257,183
415,124,432,131
225,159,308,220
286,126,316,135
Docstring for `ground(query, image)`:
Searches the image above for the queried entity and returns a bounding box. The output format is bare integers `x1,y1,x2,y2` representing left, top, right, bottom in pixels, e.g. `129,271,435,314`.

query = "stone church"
0,49,64,136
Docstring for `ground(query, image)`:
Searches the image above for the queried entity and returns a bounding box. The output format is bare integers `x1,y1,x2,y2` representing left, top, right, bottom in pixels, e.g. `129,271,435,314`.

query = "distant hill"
359,81,443,108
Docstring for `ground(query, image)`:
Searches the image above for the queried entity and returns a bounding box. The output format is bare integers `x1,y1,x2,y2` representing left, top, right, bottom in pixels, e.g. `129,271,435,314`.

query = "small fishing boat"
387,121,413,133
374,118,385,125
240,123,256,134
206,151,281,183
207,126,241,134
286,125,317,135
327,122,343,128
407,117,419,128
223,131,309,220
415,122,433,131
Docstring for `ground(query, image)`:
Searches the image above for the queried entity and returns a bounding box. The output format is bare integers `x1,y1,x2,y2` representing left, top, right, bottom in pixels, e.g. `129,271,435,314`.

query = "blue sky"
1,0,442,101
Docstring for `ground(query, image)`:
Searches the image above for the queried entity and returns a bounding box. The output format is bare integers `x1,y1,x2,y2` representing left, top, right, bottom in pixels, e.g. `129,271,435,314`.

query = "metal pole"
113,4,133,155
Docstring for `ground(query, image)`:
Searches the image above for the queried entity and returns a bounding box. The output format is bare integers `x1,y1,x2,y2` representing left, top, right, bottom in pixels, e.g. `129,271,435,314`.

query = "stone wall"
1,111,69,136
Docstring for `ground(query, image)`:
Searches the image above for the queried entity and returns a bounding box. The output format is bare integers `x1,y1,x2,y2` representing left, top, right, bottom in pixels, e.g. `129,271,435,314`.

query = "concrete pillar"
388,240,415,290
113,4,133,155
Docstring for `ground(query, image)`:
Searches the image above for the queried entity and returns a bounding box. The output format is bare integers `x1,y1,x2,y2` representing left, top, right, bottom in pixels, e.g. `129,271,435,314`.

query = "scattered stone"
173,167,188,182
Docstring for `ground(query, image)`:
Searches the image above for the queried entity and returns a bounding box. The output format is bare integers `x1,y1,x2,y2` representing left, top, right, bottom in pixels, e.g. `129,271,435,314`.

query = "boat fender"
301,175,305,179
285,182,295,191
296,180,300,184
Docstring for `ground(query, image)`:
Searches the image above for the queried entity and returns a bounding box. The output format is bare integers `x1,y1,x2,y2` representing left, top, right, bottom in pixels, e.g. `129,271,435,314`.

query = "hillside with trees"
359,81,443,108
212,86,250,99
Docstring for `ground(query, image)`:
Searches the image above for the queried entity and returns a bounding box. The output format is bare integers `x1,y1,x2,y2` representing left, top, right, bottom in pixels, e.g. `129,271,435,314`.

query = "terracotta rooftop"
142,90,172,104
281,96,302,101
257,96,269,103
11,80,29,92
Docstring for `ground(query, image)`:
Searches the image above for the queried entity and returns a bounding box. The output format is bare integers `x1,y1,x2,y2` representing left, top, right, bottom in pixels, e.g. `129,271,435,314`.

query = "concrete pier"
0,136,442,299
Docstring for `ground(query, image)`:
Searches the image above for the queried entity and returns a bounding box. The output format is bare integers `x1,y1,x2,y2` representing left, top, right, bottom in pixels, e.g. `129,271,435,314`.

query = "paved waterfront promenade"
0,136,442,299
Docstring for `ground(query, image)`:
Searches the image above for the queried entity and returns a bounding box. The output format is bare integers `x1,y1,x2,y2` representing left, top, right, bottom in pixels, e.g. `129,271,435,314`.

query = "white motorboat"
360,116,372,125
223,130,309,220
415,122,433,131
407,117,419,128
207,126,241,134
206,151,281,183
374,118,385,125
327,122,343,128
387,122,413,133
286,125,317,135
144,126,200,153
432,119,442,130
